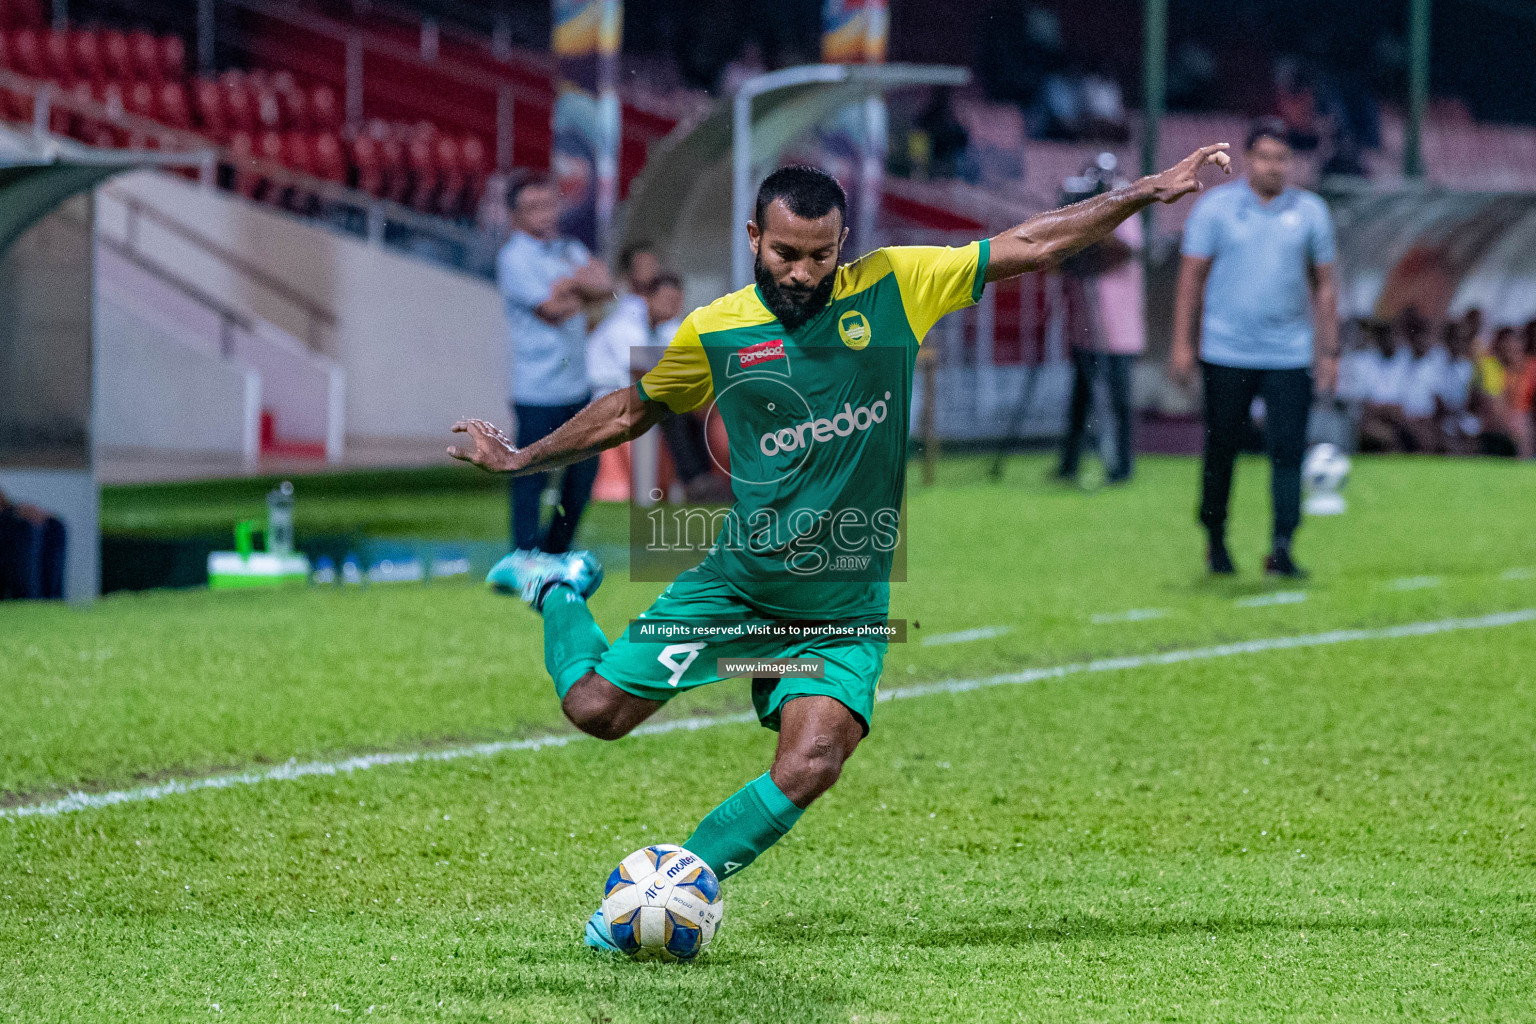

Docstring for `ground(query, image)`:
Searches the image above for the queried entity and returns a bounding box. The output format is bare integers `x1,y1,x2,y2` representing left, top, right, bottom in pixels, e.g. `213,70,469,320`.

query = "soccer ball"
1303,443,1350,515
602,845,723,961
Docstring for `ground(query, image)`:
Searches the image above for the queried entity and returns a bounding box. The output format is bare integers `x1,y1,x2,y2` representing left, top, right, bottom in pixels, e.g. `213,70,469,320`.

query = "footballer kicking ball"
602,845,723,961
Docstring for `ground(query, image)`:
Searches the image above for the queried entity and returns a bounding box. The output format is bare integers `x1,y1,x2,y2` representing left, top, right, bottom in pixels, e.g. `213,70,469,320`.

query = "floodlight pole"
1405,0,1431,178
1140,0,1166,322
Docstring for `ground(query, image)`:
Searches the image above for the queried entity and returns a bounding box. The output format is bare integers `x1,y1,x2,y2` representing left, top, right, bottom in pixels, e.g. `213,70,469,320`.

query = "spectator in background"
587,273,684,400
1475,327,1533,457
1394,308,1447,452
498,174,614,553
1461,307,1485,355
912,88,980,183
617,242,661,299
1349,313,1412,452
1436,320,1480,454
0,487,65,601
1056,155,1141,484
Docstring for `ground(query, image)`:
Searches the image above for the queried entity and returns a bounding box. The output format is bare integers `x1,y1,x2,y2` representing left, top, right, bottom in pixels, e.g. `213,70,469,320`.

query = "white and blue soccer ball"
602,844,723,961
1303,443,1350,515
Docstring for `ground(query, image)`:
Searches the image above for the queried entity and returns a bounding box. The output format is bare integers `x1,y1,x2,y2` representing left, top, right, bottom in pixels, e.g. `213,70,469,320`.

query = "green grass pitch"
2,454,1534,1022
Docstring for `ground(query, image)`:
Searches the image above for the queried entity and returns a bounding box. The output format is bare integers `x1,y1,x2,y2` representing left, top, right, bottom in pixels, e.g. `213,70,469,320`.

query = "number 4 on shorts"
657,642,708,687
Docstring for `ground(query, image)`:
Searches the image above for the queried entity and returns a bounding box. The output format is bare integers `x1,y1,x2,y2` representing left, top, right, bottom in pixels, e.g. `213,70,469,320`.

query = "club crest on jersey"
838,310,872,350
726,338,791,378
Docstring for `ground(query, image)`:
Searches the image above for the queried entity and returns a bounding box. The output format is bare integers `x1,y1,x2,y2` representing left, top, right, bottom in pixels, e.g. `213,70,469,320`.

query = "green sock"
541,585,609,699
683,772,805,880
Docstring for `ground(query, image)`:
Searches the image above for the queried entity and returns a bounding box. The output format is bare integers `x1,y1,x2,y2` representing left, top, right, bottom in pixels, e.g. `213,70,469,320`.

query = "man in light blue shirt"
1172,118,1339,579
498,175,614,552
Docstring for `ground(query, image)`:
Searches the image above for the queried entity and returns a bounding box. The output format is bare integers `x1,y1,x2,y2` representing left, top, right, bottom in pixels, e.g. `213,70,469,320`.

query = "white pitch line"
1090,608,1168,624
921,625,1011,647
4,608,1533,821
1234,591,1308,608
1503,568,1534,581
1388,575,1443,591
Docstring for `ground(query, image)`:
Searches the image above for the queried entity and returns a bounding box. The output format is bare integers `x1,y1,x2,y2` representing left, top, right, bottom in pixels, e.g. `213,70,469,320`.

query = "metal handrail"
97,232,258,359
102,185,335,346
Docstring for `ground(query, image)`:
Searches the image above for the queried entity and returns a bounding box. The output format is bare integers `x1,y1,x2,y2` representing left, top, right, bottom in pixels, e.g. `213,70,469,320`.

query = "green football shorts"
594,563,889,735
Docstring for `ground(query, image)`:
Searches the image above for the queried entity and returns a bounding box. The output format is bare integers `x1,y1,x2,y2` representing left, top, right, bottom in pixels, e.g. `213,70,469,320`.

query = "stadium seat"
0,30,11,71
102,29,130,81
313,131,347,183
432,134,464,217
124,81,154,119
0,0,44,29
69,29,100,82
254,87,282,131
349,133,384,196
43,28,70,82
128,30,159,82
283,130,315,176
222,80,254,134
9,26,38,77
279,85,309,131
192,78,224,138
460,134,488,212
156,81,191,130
406,130,438,211
377,132,408,203
309,83,339,130
158,35,184,81
227,130,263,197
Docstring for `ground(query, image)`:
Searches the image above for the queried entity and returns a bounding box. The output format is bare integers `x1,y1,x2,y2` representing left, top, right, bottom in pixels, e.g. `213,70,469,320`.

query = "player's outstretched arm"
447,386,667,476
984,143,1232,283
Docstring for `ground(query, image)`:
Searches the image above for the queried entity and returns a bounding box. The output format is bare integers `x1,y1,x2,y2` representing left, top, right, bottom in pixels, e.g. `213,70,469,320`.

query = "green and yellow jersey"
636,240,990,621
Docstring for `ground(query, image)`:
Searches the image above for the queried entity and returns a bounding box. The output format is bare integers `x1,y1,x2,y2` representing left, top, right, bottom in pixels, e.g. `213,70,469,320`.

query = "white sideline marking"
1503,568,1534,581
921,625,1011,647
4,609,1534,821
1388,576,1443,591
1235,591,1308,608
1090,609,1168,624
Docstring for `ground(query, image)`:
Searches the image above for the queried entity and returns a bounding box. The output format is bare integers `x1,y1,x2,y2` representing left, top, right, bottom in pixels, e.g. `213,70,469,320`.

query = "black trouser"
660,409,711,483
510,399,598,553
0,509,66,600
1058,350,1135,481
1199,361,1312,544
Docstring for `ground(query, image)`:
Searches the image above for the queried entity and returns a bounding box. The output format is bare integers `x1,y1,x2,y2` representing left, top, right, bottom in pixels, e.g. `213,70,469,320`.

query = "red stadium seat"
282,130,315,176
254,88,282,131
433,134,464,216
222,80,254,134
309,83,339,130
460,134,489,212
42,27,70,81
406,130,438,211
269,69,296,94
192,78,224,138
9,26,40,77
378,133,408,203
156,81,191,130
349,134,384,195
65,79,97,141
313,131,347,183
227,130,262,198
0,30,11,70
158,35,184,81
124,80,154,119
69,29,101,82
101,29,130,81
279,86,309,131
128,30,159,82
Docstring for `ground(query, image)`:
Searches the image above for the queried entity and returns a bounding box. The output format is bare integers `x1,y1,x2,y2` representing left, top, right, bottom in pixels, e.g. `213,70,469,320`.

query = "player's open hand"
1145,144,1231,204
448,418,521,473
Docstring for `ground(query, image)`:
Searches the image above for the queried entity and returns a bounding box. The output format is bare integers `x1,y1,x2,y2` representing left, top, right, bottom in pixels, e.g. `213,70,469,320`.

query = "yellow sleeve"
636,314,714,414
884,240,990,342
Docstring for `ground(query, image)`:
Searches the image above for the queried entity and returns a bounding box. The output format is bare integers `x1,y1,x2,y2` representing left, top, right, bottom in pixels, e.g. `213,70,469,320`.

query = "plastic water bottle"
267,481,295,556
341,553,364,586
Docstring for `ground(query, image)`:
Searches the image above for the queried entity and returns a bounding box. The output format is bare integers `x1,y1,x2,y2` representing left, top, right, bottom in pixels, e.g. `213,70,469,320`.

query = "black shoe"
1207,540,1236,575
1264,549,1309,579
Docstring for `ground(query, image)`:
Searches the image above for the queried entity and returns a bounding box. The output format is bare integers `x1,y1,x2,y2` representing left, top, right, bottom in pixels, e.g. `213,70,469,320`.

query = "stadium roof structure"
618,63,970,295
0,122,212,262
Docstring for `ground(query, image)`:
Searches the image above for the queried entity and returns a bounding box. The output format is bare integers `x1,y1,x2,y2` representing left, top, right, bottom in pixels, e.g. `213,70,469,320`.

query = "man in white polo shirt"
1172,118,1339,578
498,175,615,553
